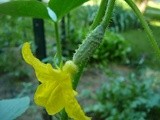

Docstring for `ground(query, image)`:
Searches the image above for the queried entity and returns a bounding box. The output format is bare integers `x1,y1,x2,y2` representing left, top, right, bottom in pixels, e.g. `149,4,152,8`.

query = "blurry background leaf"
0,1,50,19
49,0,89,20
0,96,30,120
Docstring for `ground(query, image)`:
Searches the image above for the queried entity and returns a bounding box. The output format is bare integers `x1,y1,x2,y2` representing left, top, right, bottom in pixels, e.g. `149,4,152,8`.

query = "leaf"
48,0,89,20
0,1,50,19
47,7,57,22
0,96,30,120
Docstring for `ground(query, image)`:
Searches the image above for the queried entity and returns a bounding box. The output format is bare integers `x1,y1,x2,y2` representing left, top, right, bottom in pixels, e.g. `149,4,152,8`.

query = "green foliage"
0,96,30,120
145,7,160,20
109,5,141,32
86,74,160,120
0,16,32,78
49,0,89,20
70,5,98,36
0,0,89,20
70,4,140,34
92,31,131,63
120,25,160,67
0,1,50,19
0,47,30,78
0,15,32,48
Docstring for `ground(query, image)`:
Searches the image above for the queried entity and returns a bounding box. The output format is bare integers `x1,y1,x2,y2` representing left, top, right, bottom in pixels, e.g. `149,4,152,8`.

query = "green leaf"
0,96,30,120
0,1,50,19
49,0,89,20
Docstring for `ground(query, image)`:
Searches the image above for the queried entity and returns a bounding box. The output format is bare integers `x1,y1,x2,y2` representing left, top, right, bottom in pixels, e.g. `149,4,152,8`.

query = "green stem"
101,0,116,28
73,0,108,90
124,0,160,59
72,62,86,90
54,23,68,120
91,0,108,30
54,22,63,68
72,0,116,90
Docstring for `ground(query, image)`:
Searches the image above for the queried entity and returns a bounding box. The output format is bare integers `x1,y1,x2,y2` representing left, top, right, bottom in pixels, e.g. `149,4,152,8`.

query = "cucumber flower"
22,42,90,120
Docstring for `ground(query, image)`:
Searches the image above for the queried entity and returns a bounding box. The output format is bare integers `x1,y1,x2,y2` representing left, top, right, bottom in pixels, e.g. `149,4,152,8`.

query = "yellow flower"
22,42,90,120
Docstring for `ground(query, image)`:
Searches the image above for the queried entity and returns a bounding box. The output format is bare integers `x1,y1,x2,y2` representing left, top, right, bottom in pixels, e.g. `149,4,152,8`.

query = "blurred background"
0,0,160,119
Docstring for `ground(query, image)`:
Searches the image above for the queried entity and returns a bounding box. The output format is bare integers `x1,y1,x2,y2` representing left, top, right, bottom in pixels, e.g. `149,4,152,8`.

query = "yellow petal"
22,42,44,68
65,96,91,120
22,42,59,83
35,63,60,83
46,84,65,115
60,74,73,90
34,83,54,106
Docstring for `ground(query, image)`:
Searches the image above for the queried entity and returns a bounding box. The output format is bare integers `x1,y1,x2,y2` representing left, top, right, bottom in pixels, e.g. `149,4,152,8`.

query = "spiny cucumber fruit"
73,25,105,64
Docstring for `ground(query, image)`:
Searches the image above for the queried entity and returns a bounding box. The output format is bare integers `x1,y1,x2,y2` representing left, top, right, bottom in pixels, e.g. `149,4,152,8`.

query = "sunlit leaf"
48,0,89,20
47,7,57,22
0,96,30,120
0,1,50,19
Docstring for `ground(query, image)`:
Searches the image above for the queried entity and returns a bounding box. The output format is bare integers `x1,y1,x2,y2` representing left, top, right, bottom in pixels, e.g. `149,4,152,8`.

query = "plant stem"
91,0,108,30
54,22,63,68
73,0,109,90
54,21,67,119
101,0,116,28
125,0,160,59
72,62,86,90
72,0,116,90
54,22,67,119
